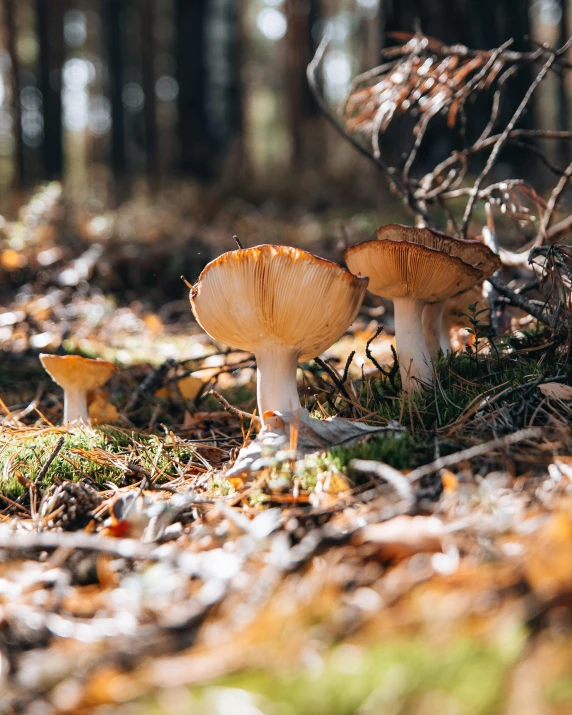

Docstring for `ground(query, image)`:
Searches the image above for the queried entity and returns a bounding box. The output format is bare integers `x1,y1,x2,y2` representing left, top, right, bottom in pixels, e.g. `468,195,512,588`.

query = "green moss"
329,432,416,473
0,426,198,497
325,329,569,474
137,629,525,715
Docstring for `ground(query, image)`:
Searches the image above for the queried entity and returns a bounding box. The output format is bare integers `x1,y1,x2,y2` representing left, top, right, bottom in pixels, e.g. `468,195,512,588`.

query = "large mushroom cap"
344,230,485,303
40,354,116,391
376,224,501,278
191,244,368,361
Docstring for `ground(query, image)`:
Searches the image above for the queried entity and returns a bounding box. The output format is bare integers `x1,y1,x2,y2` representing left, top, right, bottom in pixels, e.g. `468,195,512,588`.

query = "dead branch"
406,427,542,483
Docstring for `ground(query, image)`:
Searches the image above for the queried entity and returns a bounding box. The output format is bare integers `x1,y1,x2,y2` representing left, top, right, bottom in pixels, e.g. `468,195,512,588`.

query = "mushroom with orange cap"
344,224,492,393
414,229,501,358
189,244,368,426
423,283,487,356
40,354,116,424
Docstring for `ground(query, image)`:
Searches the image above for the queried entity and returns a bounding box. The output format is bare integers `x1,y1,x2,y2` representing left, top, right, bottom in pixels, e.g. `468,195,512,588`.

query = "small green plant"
461,303,491,364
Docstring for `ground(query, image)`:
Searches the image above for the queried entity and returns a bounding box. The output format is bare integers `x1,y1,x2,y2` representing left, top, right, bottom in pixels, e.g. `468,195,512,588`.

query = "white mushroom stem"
255,347,302,423
63,389,89,424
393,297,434,393
423,301,451,359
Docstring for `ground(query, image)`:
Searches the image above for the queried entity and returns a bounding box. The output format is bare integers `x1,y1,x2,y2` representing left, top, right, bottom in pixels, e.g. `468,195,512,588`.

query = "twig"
538,159,572,238
341,350,355,385
487,274,564,328
307,37,431,223
365,328,399,390
125,358,176,412
314,357,352,402
406,427,542,483
35,436,65,485
461,51,559,235
209,390,260,426
350,459,414,507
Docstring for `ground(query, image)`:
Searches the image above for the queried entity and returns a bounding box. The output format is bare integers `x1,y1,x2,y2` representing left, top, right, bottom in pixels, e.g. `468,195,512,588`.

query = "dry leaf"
538,382,572,401
143,313,163,334
441,469,458,493
156,375,203,400
88,392,119,424
525,512,572,599
178,375,203,400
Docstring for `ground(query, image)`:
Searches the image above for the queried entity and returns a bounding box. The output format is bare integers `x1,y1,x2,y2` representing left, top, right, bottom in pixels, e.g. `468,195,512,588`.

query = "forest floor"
1,185,572,714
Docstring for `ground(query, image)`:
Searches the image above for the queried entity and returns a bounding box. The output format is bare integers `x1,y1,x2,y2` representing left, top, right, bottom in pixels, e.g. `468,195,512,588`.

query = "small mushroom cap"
377,224,501,278
344,233,484,303
190,244,368,361
40,354,116,391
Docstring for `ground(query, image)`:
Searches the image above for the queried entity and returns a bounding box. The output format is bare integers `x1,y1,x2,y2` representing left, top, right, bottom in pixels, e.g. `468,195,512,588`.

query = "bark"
4,0,24,187
140,0,158,179
36,0,65,179
103,0,126,178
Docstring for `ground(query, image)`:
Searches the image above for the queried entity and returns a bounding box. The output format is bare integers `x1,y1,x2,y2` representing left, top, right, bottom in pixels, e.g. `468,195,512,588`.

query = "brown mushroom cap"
40,354,116,391
376,224,501,278
190,244,368,361
344,239,483,303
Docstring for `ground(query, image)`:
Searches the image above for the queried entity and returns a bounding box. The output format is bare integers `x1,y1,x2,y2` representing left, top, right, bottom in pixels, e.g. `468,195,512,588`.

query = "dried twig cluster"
310,31,572,256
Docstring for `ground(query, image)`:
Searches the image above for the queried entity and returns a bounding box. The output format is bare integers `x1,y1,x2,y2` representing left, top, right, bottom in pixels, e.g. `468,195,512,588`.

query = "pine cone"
41,481,103,531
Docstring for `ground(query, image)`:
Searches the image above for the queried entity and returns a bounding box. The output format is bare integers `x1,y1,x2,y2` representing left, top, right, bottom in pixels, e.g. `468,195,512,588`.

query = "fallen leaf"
538,382,572,401
177,375,203,400
156,374,203,400
441,469,458,493
88,392,119,424
143,313,163,334
525,512,572,599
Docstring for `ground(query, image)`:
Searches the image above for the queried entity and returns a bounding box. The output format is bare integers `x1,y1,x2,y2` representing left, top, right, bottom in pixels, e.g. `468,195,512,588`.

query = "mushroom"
344,224,487,393
411,229,501,358
189,244,368,426
40,354,116,424
423,284,486,356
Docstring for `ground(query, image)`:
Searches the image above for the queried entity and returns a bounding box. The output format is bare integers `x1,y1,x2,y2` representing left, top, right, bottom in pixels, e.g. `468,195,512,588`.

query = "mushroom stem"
63,389,89,424
255,347,301,422
393,297,433,393
423,301,451,358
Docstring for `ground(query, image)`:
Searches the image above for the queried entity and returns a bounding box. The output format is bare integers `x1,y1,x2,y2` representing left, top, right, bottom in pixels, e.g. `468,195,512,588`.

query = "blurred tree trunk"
3,0,24,187
175,0,243,180
175,0,209,177
558,0,570,161
284,0,320,166
140,0,158,180
36,0,65,180
103,0,126,179
382,0,533,170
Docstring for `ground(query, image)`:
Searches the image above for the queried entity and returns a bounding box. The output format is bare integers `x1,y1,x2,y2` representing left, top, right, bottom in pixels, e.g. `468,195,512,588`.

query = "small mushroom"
190,244,368,425
344,224,486,393
424,284,486,356
412,229,501,358
40,354,116,424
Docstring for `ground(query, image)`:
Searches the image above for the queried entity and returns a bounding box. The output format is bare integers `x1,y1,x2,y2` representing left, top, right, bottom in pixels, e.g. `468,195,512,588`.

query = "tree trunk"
140,0,158,180
36,0,65,180
382,0,533,171
175,0,243,180
4,0,24,187
558,0,570,162
103,0,126,179
175,0,209,177
285,0,317,164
